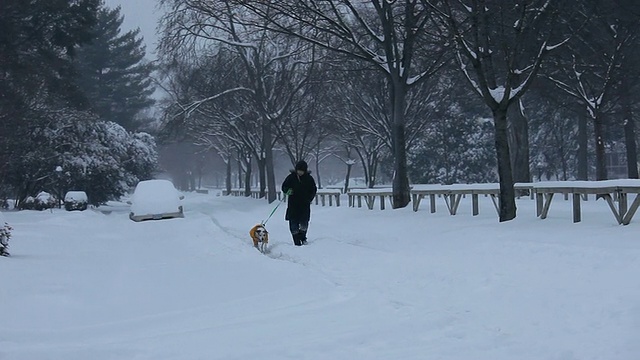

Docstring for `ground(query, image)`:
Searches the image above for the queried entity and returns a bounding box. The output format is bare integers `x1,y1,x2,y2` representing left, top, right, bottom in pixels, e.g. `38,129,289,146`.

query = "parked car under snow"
128,179,184,222
64,191,88,211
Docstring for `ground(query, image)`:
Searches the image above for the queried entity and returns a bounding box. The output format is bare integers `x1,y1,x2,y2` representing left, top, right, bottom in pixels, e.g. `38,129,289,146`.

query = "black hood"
295,160,308,172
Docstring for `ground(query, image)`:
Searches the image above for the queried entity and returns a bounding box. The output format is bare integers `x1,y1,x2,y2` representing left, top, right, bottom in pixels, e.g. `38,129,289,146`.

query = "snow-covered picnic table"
226,180,640,224
410,183,512,215
224,188,342,206
348,181,640,225
521,179,640,224
347,187,394,210
314,188,342,207
349,184,513,214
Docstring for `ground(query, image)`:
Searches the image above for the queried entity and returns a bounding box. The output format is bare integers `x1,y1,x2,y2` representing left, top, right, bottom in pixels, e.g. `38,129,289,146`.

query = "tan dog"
249,224,269,253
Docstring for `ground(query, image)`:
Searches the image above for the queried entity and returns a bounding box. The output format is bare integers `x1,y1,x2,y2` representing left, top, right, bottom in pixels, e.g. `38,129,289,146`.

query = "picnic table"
347,188,393,210
314,189,342,207
350,184,526,215
522,179,640,224
225,180,640,225
224,188,267,199
411,183,510,215
224,188,342,207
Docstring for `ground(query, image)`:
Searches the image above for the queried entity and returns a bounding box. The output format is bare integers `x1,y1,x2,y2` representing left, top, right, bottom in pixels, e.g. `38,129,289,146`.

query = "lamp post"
55,166,63,208
536,162,544,182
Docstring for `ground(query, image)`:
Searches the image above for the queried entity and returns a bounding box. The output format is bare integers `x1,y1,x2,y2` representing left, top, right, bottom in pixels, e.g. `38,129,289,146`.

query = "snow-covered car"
64,191,88,211
129,179,184,222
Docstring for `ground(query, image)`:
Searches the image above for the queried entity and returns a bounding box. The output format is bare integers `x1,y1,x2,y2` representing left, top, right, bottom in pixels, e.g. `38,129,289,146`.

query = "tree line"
0,0,157,207
5,0,637,221
156,0,640,221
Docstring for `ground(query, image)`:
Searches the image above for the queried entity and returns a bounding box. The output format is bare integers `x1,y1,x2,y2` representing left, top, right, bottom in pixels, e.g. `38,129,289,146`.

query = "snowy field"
1,190,639,360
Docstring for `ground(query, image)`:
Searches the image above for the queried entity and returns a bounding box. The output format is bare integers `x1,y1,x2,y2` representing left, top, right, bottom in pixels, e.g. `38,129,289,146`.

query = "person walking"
281,160,317,246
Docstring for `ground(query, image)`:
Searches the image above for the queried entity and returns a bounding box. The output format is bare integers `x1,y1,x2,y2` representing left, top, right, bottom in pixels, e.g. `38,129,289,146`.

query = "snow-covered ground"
1,190,639,360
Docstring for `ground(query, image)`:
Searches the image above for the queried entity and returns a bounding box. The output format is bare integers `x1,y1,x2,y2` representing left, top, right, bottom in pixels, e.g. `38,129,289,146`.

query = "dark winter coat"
281,170,317,222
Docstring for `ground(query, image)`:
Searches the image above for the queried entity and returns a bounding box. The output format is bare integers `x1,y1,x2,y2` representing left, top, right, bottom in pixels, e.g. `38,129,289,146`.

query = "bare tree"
237,0,448,208
275,67,330,164
271,63,337,188
429,0,573,221
507,100,531,184
334,147,358,194
543,1,640,181
620,75,640,179
157,46,256,193
526,87,581,181
158,0,317,202
329,68,388,188
328,63,437,188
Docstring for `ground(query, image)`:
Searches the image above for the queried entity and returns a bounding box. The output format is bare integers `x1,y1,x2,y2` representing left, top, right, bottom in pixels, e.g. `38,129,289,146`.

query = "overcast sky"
102,0,167,103
103,0,163,59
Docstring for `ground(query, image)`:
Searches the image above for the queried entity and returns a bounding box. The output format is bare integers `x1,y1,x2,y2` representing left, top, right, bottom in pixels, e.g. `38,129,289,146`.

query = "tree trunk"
263,120,277,203
368,154,378,188
577,115,589,180
244,158,252,197
493,108,517,221
622,80,639,178
314,144,322,189
624,117,638,179
257,157,267,198
391,82,410,209
355,148,369,188
225,158,231,195
362,161,369,188
559,143,568,181
315,159,321,189
343,162,352,194
507,101,531,184
237,151,243,189
593,113,608,181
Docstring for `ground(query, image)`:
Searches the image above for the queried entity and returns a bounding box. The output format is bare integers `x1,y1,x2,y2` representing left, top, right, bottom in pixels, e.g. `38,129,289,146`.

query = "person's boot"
300,231,308,245
292,233,302,246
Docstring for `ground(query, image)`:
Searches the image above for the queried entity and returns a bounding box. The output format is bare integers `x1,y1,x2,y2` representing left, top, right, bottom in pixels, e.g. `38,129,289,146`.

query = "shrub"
0,221,11,257
21,192,58,210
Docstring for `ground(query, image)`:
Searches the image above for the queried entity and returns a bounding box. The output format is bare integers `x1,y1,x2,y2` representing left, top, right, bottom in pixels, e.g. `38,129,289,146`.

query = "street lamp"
55,166,63,208
536,161,545,182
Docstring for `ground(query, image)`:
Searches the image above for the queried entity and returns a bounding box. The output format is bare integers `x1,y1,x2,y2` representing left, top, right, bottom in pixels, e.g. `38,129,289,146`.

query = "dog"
249,224,269,253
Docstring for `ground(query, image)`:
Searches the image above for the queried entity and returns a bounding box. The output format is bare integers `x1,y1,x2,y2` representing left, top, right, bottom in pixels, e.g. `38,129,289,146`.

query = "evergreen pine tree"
0,0,99,192
75,2,155,131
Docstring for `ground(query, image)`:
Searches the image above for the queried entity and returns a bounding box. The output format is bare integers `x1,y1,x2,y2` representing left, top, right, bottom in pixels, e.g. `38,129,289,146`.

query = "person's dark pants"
288,219,308,246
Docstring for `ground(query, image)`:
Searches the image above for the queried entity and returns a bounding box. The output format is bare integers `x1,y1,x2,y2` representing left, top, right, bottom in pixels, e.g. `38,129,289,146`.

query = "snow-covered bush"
7,108,158,207
0,213,12,257
21,192,58,210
